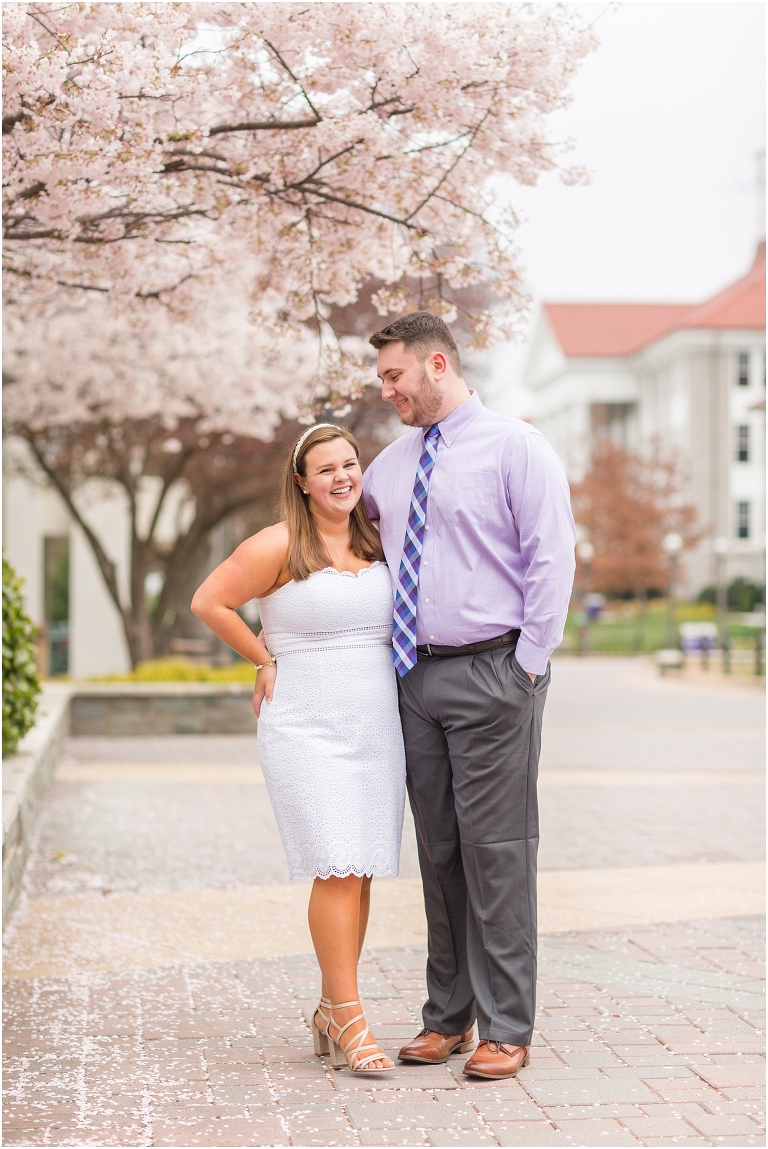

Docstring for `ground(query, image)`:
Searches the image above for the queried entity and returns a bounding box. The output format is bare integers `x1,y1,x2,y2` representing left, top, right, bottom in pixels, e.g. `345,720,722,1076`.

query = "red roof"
544,243,766,358
684,242,765,329
543,303,692,357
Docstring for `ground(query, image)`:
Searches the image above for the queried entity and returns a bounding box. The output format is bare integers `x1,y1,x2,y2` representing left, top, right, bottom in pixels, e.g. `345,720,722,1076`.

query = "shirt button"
446,440,451,445
430,635,435,640
425,525,430,531
424,597,430,603
423,560,428,566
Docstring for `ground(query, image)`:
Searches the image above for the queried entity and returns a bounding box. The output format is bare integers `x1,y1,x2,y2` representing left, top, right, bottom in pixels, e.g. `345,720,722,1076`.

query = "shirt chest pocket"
444,472,501,526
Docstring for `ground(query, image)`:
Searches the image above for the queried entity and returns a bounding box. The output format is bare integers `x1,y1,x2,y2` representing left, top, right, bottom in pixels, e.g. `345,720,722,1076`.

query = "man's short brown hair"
368,311,462,375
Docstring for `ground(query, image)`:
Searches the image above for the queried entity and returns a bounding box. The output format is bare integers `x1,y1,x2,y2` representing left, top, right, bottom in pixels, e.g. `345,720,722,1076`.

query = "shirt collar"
431,390,482,448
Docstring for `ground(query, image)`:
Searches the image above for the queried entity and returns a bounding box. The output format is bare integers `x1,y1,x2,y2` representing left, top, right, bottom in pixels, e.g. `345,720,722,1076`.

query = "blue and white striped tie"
392,425,440,677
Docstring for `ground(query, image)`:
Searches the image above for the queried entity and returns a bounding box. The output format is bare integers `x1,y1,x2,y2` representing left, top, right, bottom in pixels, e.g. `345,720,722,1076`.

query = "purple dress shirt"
363,391,576,676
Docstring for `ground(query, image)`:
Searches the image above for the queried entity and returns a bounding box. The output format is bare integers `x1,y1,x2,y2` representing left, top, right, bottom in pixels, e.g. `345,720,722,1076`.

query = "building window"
737,351,750,386
736,424,750,462
43,536,70,675
590,402,637,448
736,502,750,539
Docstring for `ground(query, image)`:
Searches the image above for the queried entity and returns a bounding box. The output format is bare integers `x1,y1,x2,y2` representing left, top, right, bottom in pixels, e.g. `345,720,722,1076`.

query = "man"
363,312,575,1080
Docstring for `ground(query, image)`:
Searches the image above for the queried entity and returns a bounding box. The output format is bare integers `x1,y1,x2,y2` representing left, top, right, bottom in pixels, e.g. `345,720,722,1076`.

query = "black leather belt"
416,629,521,658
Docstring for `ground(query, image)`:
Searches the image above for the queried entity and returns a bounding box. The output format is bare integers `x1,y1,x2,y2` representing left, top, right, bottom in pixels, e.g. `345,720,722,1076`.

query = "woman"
191,424,406,1074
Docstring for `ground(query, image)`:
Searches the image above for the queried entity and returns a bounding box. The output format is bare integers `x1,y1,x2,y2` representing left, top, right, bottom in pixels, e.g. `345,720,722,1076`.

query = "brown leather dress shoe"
398,1028,475,1064
463,1039,530,1079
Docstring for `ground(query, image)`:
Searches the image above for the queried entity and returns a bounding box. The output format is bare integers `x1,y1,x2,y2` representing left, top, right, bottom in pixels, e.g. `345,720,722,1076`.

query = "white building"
523,244,766,594
2,468,133,679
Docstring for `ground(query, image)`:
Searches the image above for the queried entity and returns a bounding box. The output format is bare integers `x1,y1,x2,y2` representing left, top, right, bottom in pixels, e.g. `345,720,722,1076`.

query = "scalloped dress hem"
290,864,401,881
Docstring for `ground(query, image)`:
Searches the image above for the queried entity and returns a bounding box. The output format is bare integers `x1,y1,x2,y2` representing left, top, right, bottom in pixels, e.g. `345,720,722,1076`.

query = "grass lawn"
564,599,764,656
86,602,764,678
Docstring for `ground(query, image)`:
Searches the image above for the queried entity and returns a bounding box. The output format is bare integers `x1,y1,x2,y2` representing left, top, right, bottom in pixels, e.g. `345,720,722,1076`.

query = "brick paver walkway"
3,658,764,1146
3,923,764,1146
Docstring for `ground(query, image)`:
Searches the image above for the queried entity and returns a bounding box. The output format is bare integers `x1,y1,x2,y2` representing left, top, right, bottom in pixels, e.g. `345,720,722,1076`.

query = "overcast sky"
482,1,766,416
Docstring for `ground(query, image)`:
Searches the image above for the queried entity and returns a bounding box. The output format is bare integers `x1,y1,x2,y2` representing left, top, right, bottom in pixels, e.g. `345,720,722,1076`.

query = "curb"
2,684,73,928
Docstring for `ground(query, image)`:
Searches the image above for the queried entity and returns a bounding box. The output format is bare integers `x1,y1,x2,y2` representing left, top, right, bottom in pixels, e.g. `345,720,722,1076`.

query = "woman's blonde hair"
282,425,384,581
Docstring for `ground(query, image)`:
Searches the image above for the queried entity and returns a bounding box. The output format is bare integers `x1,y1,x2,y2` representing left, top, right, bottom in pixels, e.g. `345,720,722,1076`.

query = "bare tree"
570,442,701,600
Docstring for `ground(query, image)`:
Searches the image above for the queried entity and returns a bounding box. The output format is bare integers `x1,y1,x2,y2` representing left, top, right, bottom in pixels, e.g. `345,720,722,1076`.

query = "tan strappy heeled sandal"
326,999,395,1073
312,996,331,1056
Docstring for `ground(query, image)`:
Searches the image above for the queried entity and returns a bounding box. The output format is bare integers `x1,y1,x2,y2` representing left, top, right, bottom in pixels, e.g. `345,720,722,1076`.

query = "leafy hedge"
2,556,41,755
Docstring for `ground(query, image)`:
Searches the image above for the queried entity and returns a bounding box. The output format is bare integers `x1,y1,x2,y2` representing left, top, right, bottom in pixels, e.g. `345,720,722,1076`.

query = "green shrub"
727,578,765,612
2,556,41,755
96,657,255,683
698,579,765,612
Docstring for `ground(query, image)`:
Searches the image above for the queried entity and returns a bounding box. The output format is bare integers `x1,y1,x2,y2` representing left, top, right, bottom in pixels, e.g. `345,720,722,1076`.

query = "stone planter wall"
70,682,257,736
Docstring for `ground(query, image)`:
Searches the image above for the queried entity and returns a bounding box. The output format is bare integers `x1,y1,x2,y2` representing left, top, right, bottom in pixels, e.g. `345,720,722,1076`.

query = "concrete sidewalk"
3,658,764,1146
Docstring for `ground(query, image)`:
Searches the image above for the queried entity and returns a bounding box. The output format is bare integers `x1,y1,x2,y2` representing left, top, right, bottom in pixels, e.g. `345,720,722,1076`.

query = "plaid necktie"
392,424,440,677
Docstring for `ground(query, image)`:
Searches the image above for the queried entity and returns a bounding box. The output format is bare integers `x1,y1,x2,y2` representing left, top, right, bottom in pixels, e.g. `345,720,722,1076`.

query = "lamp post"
663,532,683,649
576,540,595,656
713,537,729,673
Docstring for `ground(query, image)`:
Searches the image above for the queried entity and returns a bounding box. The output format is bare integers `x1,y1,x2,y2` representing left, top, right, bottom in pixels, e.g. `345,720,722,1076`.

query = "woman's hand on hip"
253,663,276,717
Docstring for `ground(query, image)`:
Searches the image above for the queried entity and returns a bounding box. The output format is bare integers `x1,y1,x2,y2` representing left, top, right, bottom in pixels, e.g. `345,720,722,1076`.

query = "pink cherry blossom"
4,2,595,375
3,4,595,667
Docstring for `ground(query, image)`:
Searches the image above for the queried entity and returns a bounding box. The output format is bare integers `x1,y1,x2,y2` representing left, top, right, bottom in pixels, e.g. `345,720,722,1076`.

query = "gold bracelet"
254,657,276,672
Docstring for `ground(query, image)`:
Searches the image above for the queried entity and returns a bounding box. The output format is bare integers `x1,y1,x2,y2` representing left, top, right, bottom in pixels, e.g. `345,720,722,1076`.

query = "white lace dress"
256,562,406,880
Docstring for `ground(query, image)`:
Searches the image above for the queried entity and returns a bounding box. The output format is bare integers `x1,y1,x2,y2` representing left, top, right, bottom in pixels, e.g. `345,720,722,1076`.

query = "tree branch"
3,112,26,135
281,185,421,230
18,181,47,200
24,433,125,621
55,279,110,293
144,448,196,544
3,227,57,240
262,38,322,121
209,117,320,135
298,139,365,183
404,105,492,223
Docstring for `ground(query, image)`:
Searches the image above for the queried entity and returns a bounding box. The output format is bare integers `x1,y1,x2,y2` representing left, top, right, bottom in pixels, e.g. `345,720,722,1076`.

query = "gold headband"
292,423,338,471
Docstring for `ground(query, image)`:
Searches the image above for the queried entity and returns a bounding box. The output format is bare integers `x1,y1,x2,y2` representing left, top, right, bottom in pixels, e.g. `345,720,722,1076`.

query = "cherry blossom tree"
3,2,596,666
3,288,397,665
3,295,326,664
4,1,595,366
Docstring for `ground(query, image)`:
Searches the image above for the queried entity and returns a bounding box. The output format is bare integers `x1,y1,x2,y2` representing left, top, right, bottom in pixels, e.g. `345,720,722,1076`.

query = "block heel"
312,997,331,1057
327,1036,348,1069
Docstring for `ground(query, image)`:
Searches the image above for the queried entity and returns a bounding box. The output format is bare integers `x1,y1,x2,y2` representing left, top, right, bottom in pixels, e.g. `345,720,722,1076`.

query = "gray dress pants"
397,643,550,1047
